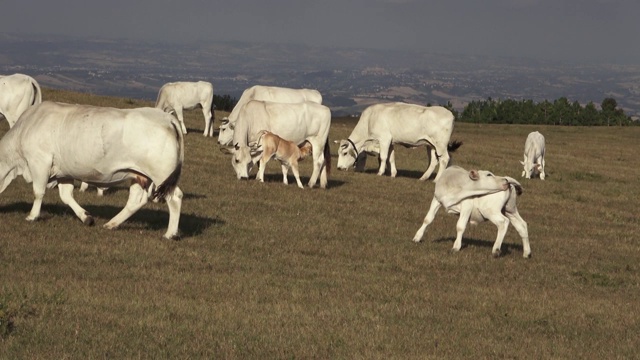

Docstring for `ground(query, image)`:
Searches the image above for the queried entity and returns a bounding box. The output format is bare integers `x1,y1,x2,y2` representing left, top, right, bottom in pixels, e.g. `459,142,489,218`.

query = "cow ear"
250,149,263,159
535,164,542,170
469,170,480,181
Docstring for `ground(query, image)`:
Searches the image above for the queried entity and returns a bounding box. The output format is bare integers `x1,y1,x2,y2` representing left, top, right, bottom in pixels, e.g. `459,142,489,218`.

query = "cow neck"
347,138,359,159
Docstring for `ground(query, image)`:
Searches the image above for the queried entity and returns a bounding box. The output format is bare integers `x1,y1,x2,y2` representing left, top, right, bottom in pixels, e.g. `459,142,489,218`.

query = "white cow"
221,100,331,189
155,81,214,136
0,73,42,128
217,85,322,146
521,131,546,180
0,101,184,239
336,103,461,182
412,166,531,258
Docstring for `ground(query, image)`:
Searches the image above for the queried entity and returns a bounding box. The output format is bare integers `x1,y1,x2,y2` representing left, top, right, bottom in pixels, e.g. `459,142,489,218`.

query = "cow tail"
153,119,184,201
448,140,463,152
324,139,331,176
31,78,42,105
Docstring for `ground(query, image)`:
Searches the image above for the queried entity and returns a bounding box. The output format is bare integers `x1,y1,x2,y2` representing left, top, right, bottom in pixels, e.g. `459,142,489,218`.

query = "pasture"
1,89,639,358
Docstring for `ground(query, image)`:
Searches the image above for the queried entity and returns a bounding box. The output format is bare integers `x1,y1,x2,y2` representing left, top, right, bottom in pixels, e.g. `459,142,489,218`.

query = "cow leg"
280,163,290,185
540,157,546,180
175,107,187,135
376,140,392,176
79,181,89,192
164,186,183,239
103,183,149,230
420,148,438,181
257,157,269,183
433,148,450,182
26,165,50,222
202,105,213,137
412,198,442,242
452,203,473,252
307,143,324,188
486,212,510,257
290,163,305,189
57,182,94,225
506,210,531,258
388,145,398,177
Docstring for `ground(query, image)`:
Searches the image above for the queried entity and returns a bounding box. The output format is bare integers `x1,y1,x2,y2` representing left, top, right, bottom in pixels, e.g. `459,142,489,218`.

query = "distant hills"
2,32,639,117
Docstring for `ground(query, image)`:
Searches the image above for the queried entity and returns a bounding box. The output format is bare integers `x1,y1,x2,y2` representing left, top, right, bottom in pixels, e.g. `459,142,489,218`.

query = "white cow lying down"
0,101,184,239
412,166,531,258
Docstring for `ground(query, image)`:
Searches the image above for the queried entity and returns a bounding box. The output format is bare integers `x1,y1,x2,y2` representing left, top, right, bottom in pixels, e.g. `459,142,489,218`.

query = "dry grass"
1,90,639,359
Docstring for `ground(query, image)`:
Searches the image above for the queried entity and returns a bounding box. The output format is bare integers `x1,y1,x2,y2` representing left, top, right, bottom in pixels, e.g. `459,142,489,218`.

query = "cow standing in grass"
0,101,184,239
336,103,461,182
521,131,546,180
412,166,531,258
217,85,322,146
155,81,214,136
0,73,42,128
221,100,331,189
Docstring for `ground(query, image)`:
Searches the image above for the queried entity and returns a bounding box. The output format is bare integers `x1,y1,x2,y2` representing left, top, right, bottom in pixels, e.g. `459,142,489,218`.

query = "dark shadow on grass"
0,202,222,238
186,127,220,137
432,236,525,256
260,173,347,188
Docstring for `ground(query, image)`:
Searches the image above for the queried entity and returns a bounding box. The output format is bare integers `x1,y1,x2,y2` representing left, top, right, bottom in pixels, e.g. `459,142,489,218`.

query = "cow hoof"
25,215,39,222
103,222,118,230
83,215,95,226
164,233,181,240
523,252,532,259
492,250,502,258
450,247,461,253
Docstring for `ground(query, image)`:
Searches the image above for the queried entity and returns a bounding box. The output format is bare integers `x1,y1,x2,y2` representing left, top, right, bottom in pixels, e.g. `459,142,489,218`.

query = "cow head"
468,169,511,192
217,117,234,146
520,157,541,179
220,143,257,180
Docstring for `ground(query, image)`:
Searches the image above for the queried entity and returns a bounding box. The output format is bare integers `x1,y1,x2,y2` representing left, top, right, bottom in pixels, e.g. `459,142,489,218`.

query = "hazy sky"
2,0,639,64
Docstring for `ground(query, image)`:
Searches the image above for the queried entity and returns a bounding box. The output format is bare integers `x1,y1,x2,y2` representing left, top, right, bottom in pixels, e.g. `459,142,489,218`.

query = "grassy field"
1,89,639,359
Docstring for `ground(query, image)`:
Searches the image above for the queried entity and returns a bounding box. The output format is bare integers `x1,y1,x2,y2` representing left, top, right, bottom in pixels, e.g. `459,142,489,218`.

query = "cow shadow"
260,173,347,188
186,127,219,137
432,236,525,256
0,201,221,238
358,168,431,180
77,187,208,201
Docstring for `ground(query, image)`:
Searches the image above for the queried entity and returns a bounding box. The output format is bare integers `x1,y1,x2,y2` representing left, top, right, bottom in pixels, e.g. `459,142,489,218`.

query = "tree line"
446,97,636,126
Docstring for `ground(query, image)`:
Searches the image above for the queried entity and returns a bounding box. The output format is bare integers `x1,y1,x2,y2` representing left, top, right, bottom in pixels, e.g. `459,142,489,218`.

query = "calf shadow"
260,173,347,188
432,236,526,256
0,201,221,238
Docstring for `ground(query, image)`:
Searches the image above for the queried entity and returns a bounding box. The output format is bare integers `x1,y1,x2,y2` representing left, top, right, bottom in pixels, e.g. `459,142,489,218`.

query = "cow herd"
0,73,546,257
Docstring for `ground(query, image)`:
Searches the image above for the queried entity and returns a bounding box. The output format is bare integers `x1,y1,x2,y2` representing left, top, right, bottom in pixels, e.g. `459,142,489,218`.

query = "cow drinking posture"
521,131,546,180
336,103,461,182
0,73,42,128
0,101,184,239
155,81,215,136
249,130,314,188
412,166,531,258
217,85,322,146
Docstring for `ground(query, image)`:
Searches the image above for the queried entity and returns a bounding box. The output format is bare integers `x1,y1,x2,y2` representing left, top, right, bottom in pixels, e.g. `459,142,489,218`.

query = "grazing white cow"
336,103,461,182
217,85,322,146
412,166,531,258
155,81,214,136
221,100,331,189
249,130,314,189
521,131,546,180
0,73,42,128
0,101,184,239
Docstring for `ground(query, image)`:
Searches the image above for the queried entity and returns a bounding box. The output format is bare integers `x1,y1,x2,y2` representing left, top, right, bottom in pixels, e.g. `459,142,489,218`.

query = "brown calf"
250,130,313,188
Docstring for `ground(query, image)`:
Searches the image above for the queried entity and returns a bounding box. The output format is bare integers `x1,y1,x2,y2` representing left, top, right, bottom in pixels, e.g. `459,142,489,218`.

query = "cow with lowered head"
412,166,531,258
336,102,461,182
521,131,546,180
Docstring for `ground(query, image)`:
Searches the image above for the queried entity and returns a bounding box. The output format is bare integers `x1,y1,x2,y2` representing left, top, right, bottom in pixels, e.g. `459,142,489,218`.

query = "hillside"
2,33,640,117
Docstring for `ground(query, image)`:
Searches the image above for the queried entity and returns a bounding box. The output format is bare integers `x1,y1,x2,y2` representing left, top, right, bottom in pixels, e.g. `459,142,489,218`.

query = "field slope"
1,89,639,358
